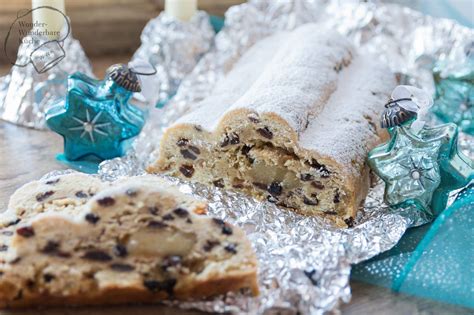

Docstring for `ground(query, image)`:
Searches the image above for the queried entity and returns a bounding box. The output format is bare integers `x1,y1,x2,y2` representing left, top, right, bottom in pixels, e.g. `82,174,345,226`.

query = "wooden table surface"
0,63,472,315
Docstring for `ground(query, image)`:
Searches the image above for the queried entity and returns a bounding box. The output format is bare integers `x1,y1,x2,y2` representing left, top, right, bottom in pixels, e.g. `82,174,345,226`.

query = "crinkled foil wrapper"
131,11,214,107
0,30,93,129
98,1,474,314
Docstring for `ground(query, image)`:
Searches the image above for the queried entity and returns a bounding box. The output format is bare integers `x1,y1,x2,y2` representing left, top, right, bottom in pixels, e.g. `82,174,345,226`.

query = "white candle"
165,0,197,22
31,0,66,40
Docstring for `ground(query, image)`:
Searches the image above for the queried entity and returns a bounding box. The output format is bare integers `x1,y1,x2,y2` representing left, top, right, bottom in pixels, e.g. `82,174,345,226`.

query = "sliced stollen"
0,173,107,263
148,23,397,227
1,172,107,227
0,176,258,308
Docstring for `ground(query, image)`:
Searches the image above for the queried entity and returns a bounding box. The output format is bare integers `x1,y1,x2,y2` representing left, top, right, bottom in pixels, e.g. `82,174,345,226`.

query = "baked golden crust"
0,270,258,309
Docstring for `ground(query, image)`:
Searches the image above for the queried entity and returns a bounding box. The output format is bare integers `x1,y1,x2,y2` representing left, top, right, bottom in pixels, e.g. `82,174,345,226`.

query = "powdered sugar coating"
173,23,395,177
228,24,354,132
175,30,288,129
300,55,395,176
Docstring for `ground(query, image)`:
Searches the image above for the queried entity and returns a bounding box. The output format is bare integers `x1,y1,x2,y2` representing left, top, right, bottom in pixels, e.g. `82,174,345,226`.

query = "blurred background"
0,0,472,77
0,0,245,76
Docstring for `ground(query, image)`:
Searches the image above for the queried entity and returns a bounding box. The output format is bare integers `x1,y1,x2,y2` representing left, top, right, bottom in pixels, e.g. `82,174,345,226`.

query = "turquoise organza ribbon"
352,184,474,308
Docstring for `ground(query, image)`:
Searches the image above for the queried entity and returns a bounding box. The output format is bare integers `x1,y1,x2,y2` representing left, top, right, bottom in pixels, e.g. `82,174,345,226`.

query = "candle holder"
131,10,214,107
0,15,93,129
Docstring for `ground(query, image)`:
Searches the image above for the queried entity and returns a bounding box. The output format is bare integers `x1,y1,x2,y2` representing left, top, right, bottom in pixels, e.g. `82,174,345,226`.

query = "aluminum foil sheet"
131,11,214,107
0,30,93,129
97,1,474,314
159,177,410,314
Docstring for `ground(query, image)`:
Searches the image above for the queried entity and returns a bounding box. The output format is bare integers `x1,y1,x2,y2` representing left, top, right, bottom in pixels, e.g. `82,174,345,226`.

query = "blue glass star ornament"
368,86,474,217
46,64,146,161
432,44,474,135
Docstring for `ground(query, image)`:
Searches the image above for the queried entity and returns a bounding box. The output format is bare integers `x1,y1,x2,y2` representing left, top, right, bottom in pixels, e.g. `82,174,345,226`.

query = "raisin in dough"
0,178,258,308
148,24,397,227
2,173,106,227
0,173,106,263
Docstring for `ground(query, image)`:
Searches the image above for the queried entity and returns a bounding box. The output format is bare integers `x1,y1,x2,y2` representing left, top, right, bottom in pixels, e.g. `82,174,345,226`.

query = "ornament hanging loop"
127,59,158,105
384,97,413,108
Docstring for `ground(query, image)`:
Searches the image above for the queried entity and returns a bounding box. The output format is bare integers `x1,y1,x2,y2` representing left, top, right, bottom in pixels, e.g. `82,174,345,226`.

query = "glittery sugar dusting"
94,1,473,314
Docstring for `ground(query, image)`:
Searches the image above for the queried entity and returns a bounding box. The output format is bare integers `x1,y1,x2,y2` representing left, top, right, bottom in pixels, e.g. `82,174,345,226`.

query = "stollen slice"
0,177,258,308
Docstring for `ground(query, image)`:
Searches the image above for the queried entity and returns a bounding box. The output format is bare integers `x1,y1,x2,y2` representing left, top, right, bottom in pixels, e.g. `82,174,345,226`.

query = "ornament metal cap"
380,85,433,129
106,64,141,93
381,98,417,128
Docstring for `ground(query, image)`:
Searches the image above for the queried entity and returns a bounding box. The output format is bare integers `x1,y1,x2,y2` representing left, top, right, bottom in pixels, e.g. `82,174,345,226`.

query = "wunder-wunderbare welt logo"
3,6,70,73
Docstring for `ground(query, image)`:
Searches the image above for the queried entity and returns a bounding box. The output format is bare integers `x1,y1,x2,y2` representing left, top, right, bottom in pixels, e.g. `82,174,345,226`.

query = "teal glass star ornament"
46,64,146,163
368,86,474,217
432,44,474,135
